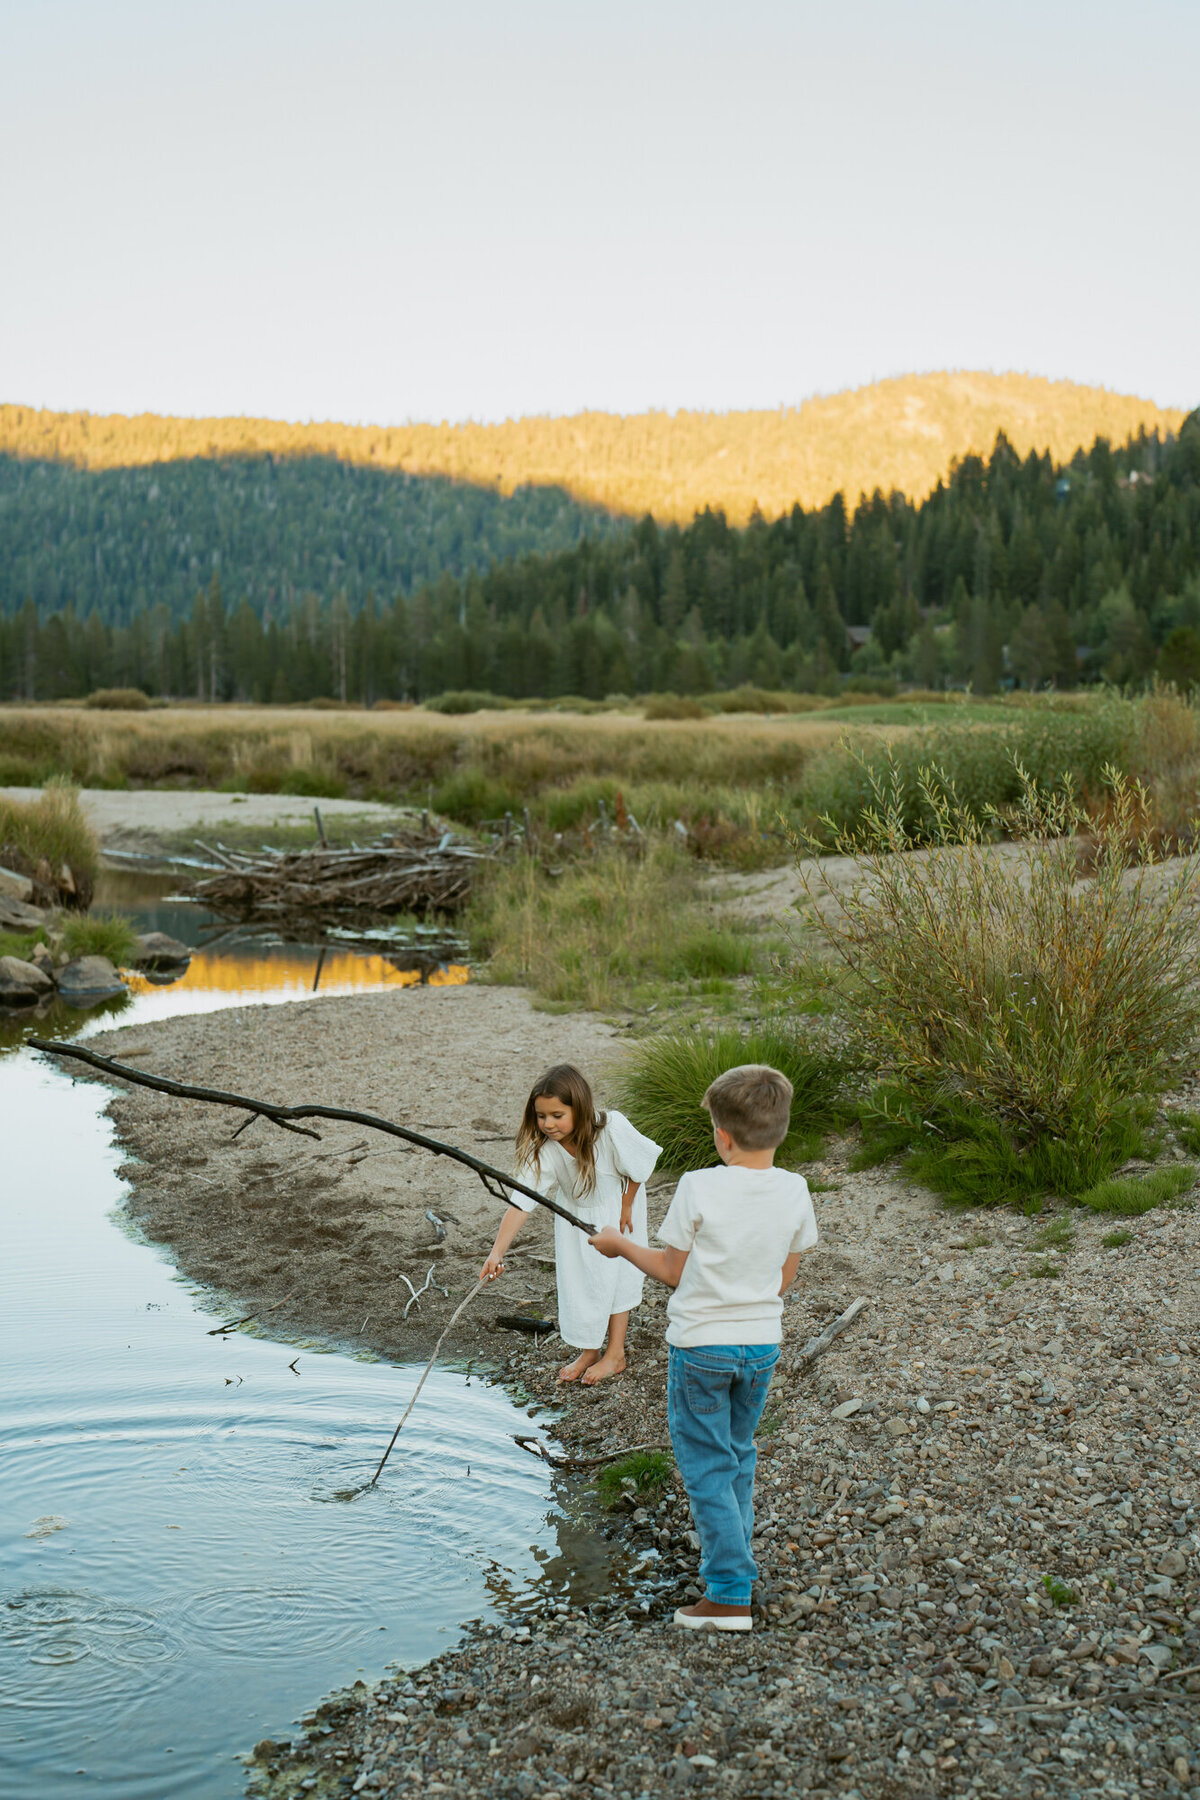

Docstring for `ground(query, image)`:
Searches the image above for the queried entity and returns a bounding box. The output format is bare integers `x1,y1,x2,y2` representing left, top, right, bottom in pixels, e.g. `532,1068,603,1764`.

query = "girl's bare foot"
581,1351,626,1385
557,1349,601,1383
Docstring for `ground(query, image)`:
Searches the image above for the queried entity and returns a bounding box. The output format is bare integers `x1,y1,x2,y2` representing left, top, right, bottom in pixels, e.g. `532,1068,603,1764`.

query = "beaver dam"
187,830,490,922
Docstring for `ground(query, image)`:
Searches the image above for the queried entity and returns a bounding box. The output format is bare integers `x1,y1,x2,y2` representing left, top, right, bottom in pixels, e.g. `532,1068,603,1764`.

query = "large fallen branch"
28,1038,596,1234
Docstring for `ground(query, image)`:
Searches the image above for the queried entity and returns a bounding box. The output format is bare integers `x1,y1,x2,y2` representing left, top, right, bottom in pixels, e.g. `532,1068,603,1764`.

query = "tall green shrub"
795,756,1200,1198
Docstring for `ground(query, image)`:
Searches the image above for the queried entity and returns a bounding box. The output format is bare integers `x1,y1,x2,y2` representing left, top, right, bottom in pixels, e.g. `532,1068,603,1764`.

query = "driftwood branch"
514,1434,671,1470
28,1038,597,1235
789,1295,870,1369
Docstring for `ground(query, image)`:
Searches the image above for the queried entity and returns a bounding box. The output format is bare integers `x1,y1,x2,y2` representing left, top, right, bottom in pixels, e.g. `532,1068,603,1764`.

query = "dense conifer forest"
0,454,618,624
1,414,1197,704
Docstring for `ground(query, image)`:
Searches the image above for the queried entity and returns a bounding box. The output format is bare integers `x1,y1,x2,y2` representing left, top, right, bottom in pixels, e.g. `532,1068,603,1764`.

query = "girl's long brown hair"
516,1064,607,1197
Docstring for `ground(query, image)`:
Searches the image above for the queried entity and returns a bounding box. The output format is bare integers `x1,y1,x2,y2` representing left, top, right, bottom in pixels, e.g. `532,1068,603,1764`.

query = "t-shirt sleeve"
788,1177,819,1253
606,1110,662,1184
509,1152,558,1213
656,1175,697,1252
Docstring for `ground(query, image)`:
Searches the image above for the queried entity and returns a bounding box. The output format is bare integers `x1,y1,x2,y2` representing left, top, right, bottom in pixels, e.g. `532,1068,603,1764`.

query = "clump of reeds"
0,781,100,904
464,842,760,1011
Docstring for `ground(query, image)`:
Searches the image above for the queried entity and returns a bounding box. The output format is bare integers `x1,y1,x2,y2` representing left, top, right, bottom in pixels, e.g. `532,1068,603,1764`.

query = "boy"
590,1064,817,1632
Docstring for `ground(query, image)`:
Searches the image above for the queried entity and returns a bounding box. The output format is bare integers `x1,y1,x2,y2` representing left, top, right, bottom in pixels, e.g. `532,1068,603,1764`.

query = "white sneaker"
673,1600,753,1632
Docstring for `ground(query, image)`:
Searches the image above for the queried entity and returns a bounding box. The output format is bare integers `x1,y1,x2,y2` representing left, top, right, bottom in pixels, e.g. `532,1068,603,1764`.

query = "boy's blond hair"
702,1063,793,1150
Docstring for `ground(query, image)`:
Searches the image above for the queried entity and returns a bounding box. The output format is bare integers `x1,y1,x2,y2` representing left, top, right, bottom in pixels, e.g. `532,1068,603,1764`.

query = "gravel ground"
81,992,1200,1800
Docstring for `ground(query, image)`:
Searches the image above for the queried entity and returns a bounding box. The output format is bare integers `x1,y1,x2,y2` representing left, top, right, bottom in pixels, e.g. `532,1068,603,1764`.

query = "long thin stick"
369,1278,488,1486
29,1039,597,1234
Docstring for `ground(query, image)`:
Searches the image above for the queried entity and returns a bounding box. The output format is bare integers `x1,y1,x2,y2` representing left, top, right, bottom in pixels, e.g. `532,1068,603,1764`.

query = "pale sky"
2,0,1196,426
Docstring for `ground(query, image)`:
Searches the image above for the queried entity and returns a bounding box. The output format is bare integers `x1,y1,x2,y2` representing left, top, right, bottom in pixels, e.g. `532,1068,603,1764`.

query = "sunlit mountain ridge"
1,372,1185,526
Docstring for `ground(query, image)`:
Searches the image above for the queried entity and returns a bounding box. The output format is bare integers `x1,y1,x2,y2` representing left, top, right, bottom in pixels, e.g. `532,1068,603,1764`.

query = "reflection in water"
125,949,470,999
0,866,471,1051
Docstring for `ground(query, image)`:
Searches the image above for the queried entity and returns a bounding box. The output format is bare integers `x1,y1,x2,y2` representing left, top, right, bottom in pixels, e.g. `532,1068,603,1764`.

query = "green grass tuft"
853,1087,1151,1207
1171,1111,1200,1156
1042,1574,1078,1607
1028,1258,1062,1279
1101,1227,1135,1248
0,928,48,960
1076,1164,1197,1216
616,1025,848,1171
595,1450,673,1509
1035,1217,1074,1250
59,912,140,965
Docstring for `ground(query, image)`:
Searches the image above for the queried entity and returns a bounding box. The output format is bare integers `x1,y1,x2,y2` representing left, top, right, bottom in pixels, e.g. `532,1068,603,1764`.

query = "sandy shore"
2,786,413,857
87,985,625,1362
74,980,1200,1800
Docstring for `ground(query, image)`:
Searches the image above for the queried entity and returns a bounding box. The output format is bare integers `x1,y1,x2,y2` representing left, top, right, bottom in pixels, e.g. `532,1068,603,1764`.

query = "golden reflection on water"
125,949,470,999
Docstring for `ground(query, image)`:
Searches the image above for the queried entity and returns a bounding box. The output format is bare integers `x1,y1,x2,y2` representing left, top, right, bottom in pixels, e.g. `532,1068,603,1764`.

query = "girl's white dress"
512,1110,662,1349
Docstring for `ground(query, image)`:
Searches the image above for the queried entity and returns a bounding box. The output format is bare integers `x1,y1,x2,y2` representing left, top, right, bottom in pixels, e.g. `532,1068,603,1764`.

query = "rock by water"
0,894,48,932
56,956,127,1002
133,931,192,969
0,955,54,1002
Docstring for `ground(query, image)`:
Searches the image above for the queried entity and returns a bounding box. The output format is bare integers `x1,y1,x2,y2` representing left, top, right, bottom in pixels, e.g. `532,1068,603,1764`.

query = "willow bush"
796,757,1200,1203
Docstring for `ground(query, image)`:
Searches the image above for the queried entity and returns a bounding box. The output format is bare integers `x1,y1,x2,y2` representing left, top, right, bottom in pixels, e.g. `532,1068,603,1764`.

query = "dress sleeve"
605,1110,662,1184
656,1175,696,1252
509,1149,559,1213
789,1178,819,1253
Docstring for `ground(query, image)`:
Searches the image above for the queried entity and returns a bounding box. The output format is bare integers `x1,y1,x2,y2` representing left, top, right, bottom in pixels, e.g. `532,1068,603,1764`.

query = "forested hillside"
1,371,1183,526
0,454,619,625
4,417,1197,704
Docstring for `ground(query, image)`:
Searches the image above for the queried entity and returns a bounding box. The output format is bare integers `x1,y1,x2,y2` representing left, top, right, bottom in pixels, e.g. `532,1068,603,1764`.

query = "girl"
480,1064,661,1385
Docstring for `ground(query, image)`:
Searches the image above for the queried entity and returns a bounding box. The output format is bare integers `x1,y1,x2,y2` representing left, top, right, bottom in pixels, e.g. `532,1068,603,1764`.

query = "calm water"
0,876,597,1799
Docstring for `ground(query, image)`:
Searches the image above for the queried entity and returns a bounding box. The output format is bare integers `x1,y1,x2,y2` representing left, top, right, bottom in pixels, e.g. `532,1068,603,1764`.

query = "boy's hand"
480,1252,506,1281
589,1227,625,1259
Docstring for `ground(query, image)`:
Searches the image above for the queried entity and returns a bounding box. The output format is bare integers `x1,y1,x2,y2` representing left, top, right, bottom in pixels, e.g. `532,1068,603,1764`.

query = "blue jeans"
667,1342,780,1606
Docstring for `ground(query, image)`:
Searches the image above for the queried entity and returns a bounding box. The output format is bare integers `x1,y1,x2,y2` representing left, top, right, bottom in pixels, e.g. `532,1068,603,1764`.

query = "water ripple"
177,1585,363,1657
1,1587,184,1710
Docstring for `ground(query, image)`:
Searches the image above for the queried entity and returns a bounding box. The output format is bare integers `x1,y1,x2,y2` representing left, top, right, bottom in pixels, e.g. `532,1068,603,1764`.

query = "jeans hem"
705,1590,752,1606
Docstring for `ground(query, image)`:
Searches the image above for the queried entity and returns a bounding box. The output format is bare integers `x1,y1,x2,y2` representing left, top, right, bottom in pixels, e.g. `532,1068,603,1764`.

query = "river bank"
75,979,1200,1800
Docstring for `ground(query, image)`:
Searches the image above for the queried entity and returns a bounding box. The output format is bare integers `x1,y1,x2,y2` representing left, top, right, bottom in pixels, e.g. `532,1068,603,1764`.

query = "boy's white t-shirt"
657,1164,817,1347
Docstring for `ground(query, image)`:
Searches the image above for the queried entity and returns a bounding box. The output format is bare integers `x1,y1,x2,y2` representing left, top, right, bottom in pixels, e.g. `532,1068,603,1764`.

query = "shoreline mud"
80,987,1200,1800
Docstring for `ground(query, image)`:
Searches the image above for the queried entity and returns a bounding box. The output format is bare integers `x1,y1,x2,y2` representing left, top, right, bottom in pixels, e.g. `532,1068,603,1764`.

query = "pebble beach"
82,988,1199,1800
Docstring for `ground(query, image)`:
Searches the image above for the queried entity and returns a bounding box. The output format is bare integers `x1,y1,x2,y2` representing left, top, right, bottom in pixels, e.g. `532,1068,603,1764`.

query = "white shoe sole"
672,1607,752,1632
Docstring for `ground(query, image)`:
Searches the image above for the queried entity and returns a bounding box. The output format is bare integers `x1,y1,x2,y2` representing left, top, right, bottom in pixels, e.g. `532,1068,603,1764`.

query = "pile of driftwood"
188,828,490,920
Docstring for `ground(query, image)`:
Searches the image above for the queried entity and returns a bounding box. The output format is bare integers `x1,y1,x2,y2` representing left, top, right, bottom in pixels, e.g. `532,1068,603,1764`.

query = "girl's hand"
480,1252,506,1282
619,1198,635,1235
